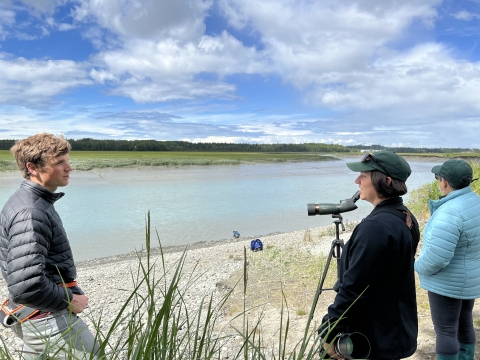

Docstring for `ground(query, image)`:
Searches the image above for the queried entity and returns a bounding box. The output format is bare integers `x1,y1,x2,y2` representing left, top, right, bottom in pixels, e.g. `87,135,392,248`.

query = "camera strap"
368,205,420,247
0,299,40,327
0,281,79,328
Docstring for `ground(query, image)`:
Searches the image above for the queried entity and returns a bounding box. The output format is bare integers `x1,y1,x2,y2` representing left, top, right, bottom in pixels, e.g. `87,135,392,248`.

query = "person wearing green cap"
415,159,480,360
318,151,420,360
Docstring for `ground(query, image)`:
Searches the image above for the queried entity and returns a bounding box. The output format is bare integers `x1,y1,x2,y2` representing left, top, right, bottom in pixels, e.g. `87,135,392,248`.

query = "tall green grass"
0,150,335,172
0,213,344,360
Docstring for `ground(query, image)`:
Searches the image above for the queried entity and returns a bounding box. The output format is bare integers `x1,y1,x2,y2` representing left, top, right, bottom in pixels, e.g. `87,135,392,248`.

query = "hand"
323,342,345,360
68,294,88,314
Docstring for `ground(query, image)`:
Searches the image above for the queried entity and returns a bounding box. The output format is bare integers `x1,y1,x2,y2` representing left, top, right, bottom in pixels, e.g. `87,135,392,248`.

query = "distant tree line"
347,145,480,153
0,138,478,153
0,138,352,152
0,140,15,150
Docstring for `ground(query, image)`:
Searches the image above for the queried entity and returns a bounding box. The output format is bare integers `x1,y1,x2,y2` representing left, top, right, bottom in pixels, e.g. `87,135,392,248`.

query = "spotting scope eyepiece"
308,191,360,216
319,332,371,360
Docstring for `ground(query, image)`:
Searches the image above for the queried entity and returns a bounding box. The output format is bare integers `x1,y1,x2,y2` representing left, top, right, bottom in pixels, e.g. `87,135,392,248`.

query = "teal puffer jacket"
415,186,480,299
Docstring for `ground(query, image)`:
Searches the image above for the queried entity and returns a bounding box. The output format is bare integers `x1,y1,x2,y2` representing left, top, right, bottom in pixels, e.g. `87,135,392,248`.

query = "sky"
0,0,480,148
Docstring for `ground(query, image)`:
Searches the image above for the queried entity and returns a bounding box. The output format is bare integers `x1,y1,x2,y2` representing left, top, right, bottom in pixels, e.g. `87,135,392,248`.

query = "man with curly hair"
0,133,99,359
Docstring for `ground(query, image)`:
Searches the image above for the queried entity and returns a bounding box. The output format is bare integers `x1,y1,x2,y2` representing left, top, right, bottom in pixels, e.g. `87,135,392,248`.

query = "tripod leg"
309,242,337,320
334,242,343,281
309,216,345,320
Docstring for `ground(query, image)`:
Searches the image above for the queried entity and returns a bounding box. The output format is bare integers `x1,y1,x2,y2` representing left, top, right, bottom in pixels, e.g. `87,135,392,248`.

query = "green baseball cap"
431,159,472,189
346,151,412,182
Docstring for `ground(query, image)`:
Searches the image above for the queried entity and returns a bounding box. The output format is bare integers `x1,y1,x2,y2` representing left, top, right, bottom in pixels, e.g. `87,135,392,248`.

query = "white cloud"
110,80,237,103
72,0,211,43
81,26,110,49
58,22,75,31
453,10,480,21
72,0,265,103
0,106,132,139
0,6,14,39
89,32,271,102
2,0,480,148
0,1,75,40
308,43,480,118
238,123,311,137
0,7,14,25
218,0,439,87
64,0,478,123
16,0,65,16
89,68,116,84
189,135,244,143
209,0,480,131
0,56,93,107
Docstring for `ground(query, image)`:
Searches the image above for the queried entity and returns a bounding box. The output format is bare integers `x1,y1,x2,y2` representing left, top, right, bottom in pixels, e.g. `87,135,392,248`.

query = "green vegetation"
2,147,478,173
2,138,480,173
0,139,352,153
6,158,479,358
317,221,359,238
0,150,337,172
0,214,341,360
219,244,335,319
349,144,480,154
2,137,480,155
401,152,480,159
0,213,229,359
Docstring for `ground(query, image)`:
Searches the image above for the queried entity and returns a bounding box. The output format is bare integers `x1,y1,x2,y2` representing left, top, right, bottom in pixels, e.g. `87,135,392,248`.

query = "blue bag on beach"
250,239,263,252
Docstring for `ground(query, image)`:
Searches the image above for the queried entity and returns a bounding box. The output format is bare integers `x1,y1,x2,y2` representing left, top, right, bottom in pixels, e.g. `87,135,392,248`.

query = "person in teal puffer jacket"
415,159,480,360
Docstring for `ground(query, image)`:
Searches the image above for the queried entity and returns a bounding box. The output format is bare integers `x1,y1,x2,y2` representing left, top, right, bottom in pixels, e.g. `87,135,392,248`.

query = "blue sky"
0,0,480,148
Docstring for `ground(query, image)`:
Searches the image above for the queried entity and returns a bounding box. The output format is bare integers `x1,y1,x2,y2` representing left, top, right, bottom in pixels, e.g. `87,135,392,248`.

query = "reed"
0,213,342,359
0,150,335,172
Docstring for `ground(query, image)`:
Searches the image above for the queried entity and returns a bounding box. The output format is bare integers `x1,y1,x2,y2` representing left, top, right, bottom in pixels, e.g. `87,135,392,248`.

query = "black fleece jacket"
319,197,419,360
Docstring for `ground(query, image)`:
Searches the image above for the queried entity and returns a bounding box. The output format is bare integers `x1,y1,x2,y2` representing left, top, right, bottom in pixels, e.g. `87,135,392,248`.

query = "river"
0,156,442,261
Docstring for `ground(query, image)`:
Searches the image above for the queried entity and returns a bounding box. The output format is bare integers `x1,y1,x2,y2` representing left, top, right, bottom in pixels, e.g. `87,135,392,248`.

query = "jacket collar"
20,180,65,204
364,197,404,220
428,186,472,215
375,197,403,207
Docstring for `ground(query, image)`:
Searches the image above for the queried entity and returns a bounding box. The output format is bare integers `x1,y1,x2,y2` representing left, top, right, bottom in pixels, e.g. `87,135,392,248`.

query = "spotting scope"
320,332,371,360
308,191,360,216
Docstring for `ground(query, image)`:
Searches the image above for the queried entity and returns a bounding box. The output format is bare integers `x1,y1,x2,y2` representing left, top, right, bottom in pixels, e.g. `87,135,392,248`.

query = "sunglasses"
435,174,442,181
361,153,393,178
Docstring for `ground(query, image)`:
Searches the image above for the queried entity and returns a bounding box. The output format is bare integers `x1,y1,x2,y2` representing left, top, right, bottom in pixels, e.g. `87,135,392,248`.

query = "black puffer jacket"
0,180,82,312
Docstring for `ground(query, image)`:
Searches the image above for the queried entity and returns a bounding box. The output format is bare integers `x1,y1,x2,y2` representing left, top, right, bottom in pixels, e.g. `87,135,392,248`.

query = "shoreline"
0,155,444,264
2,217,478,359
0,224,341,357
0,154,474,176
75,231,287,267
1,222,459,360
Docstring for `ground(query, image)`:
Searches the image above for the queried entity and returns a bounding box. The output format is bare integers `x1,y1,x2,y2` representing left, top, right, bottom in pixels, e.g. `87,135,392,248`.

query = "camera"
308,191,360,216
320,332,370,359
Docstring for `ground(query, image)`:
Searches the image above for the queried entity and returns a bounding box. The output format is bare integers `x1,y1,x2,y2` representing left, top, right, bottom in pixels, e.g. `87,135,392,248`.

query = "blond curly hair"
11,133,71,179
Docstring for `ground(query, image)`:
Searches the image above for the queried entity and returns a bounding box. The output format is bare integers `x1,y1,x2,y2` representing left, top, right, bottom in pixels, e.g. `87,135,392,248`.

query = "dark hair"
449,177,472,190
370,170,407,199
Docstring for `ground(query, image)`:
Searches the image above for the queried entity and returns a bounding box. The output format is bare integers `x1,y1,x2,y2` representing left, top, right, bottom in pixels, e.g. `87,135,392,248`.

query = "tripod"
309,213,346,319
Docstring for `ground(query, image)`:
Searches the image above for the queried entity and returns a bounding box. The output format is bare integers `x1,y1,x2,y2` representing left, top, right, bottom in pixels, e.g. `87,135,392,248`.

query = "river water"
0,156,442,261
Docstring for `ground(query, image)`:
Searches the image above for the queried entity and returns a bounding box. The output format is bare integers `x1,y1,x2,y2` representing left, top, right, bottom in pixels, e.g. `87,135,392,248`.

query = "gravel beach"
0,226,337,357
1,225,479,359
